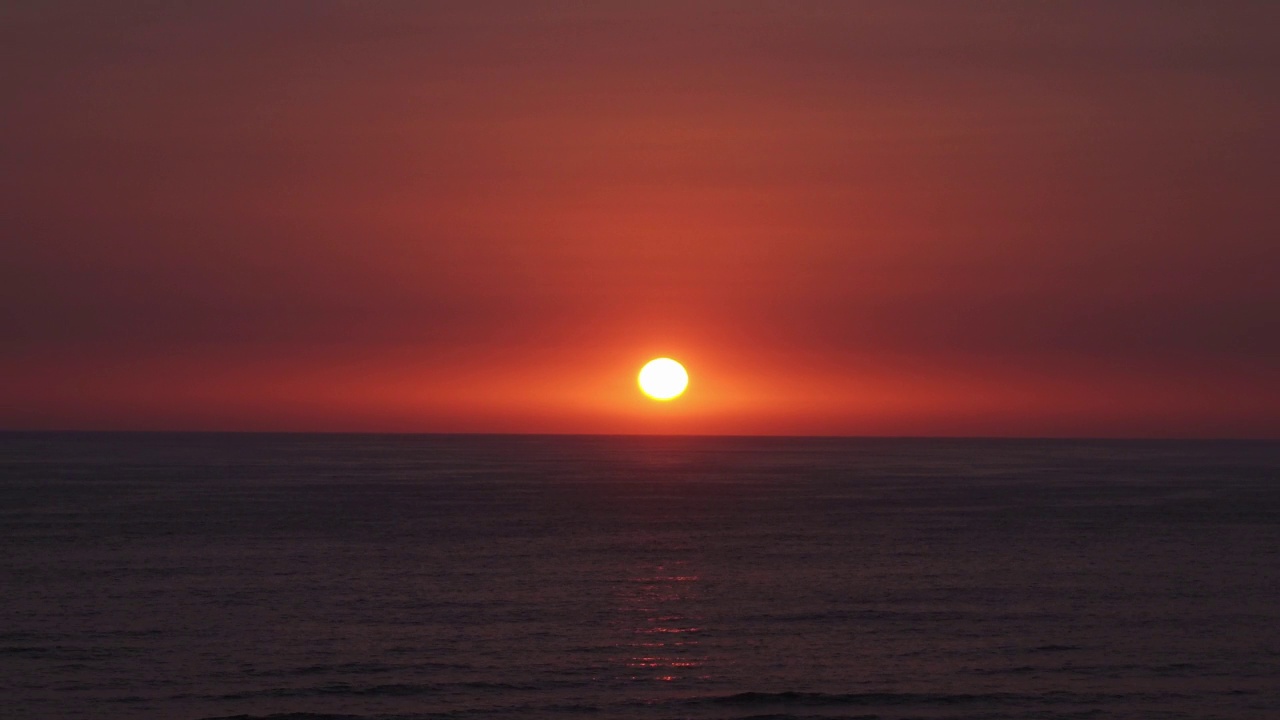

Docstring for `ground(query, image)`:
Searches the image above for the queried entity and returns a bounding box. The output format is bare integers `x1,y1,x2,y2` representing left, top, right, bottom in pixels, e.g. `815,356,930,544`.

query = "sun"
638,358,688,401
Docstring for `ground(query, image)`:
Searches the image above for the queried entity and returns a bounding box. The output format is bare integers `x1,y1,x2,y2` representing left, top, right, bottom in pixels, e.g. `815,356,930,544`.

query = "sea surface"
2,433,1278,720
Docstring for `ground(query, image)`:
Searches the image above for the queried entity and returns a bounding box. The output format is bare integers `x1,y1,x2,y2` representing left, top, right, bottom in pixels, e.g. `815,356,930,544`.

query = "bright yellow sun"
638,357,688,401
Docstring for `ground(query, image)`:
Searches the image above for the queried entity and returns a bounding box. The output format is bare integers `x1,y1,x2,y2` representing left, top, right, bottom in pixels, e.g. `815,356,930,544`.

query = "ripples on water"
2,433,1278,719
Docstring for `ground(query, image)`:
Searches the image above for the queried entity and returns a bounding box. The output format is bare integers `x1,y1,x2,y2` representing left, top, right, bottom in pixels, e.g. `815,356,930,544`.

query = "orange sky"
3,2,1277,437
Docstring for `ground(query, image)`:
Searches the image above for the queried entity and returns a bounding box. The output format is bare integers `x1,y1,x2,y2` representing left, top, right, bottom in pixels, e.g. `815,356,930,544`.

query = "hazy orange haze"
2,2,1277,436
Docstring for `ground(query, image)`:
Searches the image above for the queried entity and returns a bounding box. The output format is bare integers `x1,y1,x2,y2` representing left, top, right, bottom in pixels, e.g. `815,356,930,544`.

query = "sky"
2,1,1277,437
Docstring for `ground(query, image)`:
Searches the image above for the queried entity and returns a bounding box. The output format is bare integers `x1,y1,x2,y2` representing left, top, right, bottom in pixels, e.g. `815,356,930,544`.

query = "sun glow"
638,358,688,401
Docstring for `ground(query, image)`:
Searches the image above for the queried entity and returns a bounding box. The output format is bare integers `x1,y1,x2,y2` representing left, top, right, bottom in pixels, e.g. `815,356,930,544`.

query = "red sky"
3,1,1277,437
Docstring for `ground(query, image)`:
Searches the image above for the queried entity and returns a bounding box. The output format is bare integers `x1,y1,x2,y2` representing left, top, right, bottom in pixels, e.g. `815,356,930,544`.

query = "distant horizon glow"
1,2,1276,438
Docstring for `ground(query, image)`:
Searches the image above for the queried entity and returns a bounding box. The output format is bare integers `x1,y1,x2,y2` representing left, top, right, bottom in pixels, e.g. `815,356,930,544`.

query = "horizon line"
1,429,1275,443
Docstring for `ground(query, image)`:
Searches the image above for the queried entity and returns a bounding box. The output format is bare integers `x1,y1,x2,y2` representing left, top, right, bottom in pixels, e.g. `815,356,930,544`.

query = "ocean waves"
196,686,1262,720
4,434,1278,720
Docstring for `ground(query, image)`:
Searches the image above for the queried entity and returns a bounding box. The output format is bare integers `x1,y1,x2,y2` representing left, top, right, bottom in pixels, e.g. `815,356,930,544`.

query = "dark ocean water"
2,433,1278,720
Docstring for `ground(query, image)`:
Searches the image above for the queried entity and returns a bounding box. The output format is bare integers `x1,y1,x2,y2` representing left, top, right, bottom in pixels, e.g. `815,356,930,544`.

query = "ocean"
2,433,1278,720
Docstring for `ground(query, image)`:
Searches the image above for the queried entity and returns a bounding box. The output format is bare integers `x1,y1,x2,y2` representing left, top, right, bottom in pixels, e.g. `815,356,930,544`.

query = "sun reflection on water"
614,558,710,683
